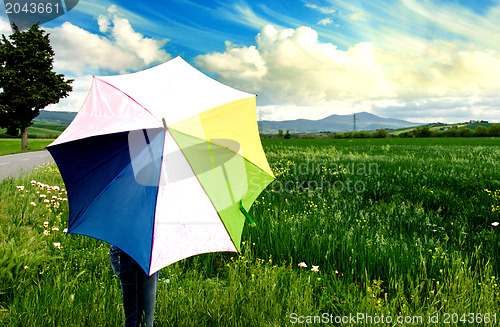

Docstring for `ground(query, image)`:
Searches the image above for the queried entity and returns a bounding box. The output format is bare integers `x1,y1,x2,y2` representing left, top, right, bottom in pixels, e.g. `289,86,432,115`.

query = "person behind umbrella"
110,245,159,327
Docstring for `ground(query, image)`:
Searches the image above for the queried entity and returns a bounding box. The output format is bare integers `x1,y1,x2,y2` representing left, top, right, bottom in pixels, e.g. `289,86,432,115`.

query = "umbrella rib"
147,130,167,275
95,77,161,124
168,126,274,181
64,128,166,188
71,129,165,230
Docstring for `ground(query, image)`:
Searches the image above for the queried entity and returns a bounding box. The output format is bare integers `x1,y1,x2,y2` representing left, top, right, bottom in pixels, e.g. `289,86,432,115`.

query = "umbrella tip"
162,118,168,131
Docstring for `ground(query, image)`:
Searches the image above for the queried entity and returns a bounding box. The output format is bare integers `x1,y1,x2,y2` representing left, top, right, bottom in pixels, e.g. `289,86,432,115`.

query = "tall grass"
1,138,499,326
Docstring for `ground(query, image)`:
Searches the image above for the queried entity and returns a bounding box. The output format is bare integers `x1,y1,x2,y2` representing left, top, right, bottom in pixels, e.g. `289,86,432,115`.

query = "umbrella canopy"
47,57,274,276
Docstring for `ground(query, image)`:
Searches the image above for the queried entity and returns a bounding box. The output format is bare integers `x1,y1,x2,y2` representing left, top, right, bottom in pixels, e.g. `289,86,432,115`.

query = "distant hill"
260,112,420,134
35,110,77,125
35,110,420,134
391,121,493,135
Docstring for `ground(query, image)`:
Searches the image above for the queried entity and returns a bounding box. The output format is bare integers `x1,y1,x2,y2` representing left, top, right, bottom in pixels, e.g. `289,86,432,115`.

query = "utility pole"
353,114,356,132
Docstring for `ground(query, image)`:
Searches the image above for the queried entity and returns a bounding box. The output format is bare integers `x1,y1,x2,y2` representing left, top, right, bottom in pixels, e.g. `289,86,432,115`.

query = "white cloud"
376,41,500,98
49,22,139,74
0,16,11,36
218,0,281,30
110,17,169,65
1,7,174,114
317,18,333,26
305,4,336,14
195,24,393,104
196,24,500,104
48,5,171,75
44,5,171,112
348,12,369,21
195,23,500,122
97,14,111,33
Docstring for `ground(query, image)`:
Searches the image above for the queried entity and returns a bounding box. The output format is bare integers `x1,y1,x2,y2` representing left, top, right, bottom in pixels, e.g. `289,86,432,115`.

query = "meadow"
0,137,499,326
0,139,54,156
0,123,65,139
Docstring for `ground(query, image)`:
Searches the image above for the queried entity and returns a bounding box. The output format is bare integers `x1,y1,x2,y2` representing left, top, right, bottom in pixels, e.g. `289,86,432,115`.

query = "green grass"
1,138,500,326
0,122,61,156
27,123,64,137
0,139,55,156
264,136,500,146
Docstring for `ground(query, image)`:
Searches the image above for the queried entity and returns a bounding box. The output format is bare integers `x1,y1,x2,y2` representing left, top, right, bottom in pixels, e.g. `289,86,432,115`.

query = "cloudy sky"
1,0,500,123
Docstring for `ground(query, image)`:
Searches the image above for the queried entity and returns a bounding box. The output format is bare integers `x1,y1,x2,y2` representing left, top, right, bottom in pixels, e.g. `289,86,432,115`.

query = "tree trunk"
21,126,29,151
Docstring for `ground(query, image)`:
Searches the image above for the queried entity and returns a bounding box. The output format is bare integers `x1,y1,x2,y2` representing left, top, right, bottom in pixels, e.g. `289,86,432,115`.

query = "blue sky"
2,0,500,123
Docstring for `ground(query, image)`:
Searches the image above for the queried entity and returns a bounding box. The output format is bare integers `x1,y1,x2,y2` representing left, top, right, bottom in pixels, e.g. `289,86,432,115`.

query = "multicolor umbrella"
47,57,274,276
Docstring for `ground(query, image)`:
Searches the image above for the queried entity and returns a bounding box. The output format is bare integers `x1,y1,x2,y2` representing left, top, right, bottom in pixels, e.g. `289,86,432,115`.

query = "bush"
489,124,500,137
373,129,388,138
474,126,489,137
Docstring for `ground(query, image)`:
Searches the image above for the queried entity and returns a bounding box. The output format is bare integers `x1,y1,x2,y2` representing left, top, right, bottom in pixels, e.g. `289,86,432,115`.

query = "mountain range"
36,110,78,125
260,112,420,134
37,110,420,134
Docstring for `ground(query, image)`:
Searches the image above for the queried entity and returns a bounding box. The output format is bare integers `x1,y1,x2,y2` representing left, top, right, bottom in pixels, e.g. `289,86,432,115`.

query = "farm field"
0,123,65,138
1,137,500,326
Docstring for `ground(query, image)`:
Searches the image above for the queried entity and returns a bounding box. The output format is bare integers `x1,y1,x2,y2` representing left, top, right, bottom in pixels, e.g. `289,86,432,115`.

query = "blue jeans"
110,245,159,327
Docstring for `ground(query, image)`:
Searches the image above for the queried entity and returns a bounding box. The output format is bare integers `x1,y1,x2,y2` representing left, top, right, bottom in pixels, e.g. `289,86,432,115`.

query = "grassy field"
0,122,64,149
0,139,55,156
1,137,500,326
0,123,61,156
26,123,65,138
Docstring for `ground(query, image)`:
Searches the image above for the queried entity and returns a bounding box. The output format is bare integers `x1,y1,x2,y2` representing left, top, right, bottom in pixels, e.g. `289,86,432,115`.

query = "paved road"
0,150,55,180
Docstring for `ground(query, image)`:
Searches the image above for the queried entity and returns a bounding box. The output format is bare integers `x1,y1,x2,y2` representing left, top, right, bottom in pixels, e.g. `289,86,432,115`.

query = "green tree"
354,130,370,138
277,130,284,138
343,131,354,138
413,126,431,137
489,123,500,137
373,129,388,138
459,128,473,137
474,125,489,137
444,128,458,137
0,24,73,150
